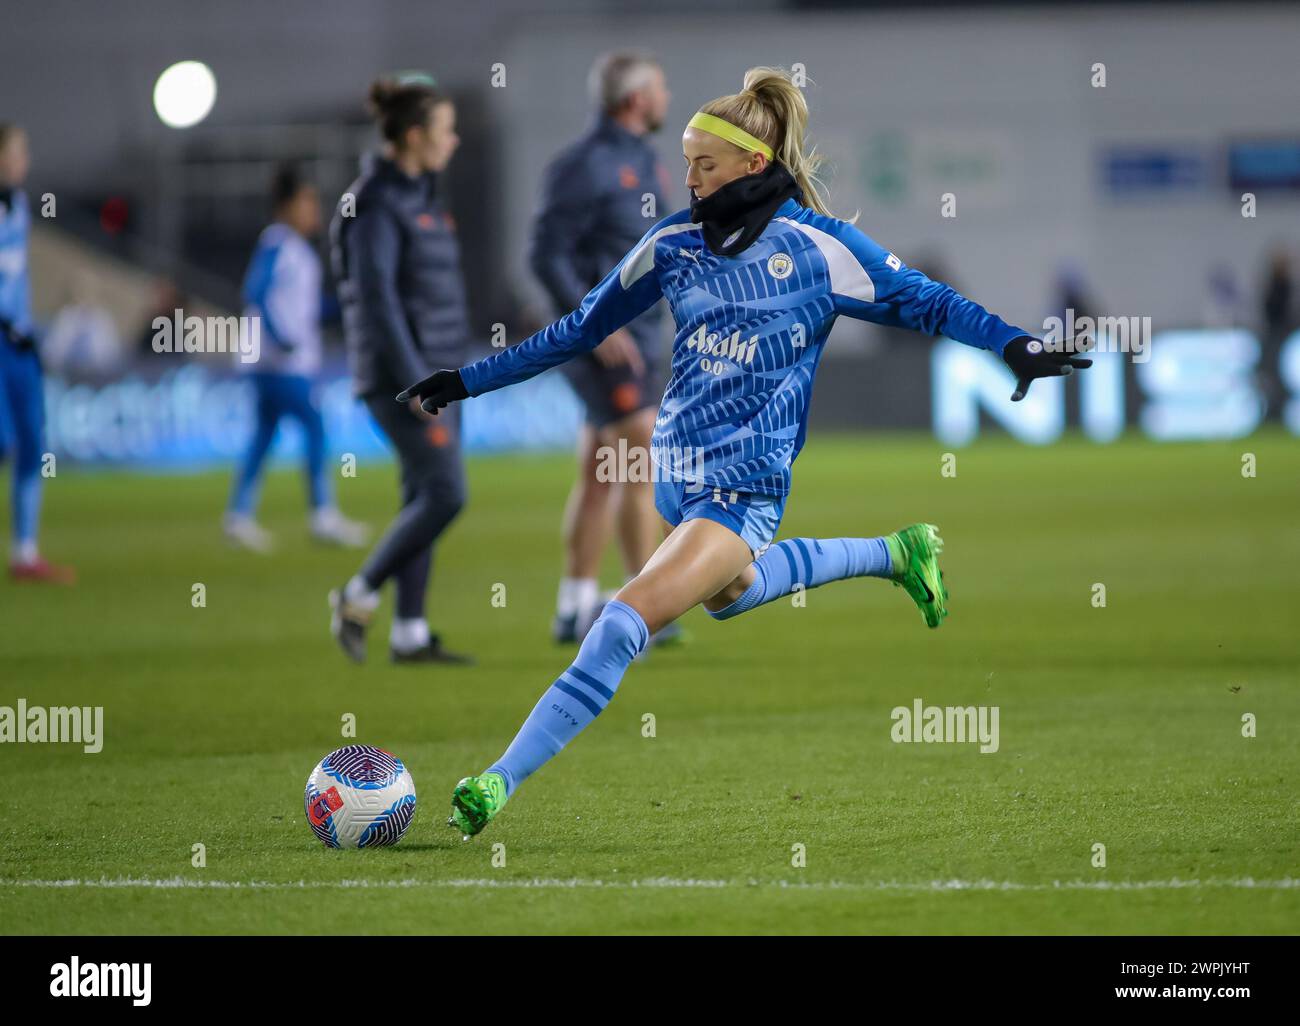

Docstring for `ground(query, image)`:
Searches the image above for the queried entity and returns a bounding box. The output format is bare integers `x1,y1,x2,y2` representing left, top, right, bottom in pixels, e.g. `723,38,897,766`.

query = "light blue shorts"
653,477,785,557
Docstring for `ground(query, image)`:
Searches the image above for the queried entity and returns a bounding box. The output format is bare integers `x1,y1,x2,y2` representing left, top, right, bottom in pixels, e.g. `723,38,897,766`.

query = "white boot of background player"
310,507,371,548
223,512,274,554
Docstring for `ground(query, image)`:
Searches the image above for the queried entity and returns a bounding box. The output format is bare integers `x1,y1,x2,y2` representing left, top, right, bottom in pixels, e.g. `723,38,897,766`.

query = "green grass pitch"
1,428,1296,934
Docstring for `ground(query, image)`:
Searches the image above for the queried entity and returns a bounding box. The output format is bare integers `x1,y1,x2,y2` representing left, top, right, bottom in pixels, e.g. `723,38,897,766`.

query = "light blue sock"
487,599,649,796
708,536,895,621
13,473,41,548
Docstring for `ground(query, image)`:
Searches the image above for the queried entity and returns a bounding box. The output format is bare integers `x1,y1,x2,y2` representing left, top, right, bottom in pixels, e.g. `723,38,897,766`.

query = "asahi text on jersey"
684,324,758,366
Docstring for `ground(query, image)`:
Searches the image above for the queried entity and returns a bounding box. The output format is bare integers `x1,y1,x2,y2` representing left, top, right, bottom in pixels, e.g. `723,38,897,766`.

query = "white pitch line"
0,877,1296,892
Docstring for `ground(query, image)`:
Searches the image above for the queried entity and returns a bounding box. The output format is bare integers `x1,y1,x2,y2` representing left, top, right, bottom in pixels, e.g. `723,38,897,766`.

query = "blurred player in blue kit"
0,122,74,584
225,164,370,553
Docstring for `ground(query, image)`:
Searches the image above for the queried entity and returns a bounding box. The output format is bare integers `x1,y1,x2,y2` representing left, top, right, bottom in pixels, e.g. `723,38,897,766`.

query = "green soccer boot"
447,772,508,838
885,523,949,629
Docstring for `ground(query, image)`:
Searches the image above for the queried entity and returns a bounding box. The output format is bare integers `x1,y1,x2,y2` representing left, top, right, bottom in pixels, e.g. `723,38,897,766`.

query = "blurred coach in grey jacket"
529,52,677,646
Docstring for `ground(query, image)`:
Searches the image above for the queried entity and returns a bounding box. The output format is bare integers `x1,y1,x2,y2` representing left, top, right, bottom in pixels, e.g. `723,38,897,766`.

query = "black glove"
395,369,469,415
0,317,36,352
1002,335,1092,402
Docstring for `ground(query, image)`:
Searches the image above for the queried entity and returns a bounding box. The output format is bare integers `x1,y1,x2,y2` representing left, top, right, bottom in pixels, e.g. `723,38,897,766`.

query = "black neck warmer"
690,161,803,257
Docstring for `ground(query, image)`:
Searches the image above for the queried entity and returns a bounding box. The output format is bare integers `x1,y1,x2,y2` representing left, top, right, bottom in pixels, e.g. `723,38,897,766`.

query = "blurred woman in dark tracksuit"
328,77,472,666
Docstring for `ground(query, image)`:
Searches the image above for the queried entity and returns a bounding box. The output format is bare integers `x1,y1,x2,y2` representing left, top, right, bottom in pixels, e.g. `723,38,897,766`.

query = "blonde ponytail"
698,66,838,219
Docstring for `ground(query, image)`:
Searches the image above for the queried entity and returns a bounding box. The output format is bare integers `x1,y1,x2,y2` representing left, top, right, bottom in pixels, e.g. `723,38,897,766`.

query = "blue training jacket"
461,198,1029,498
0,188,32,337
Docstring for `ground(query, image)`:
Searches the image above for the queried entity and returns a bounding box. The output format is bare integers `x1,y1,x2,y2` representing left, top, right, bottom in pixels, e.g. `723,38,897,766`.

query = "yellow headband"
687,111,774,160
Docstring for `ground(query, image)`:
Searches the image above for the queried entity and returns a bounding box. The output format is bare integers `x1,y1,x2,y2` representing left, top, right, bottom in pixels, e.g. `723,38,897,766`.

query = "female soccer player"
401,67,1090,834
328,76,473,665
224,164,369,553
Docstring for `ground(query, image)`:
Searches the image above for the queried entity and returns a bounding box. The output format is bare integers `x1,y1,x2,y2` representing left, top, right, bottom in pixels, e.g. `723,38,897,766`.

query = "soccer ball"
304,745,416,848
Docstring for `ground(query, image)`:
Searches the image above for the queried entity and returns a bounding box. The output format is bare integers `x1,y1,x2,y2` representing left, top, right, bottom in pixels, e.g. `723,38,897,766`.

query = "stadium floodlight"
152,60,217,129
